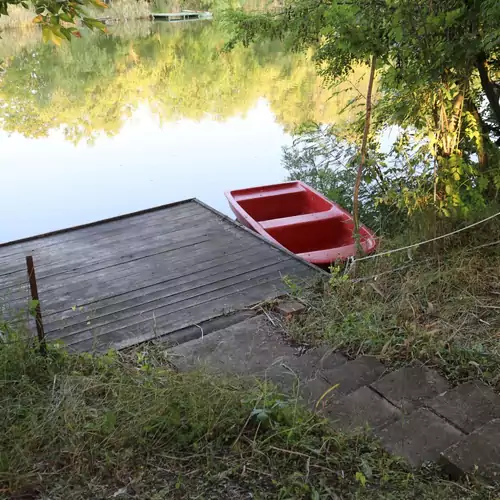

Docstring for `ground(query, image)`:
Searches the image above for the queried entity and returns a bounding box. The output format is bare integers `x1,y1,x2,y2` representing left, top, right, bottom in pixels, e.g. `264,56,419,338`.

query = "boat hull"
225,181,377,266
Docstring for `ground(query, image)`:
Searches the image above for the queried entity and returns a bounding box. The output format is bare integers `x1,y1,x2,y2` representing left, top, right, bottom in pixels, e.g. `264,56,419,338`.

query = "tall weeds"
288,218,500,387
90,0,152,21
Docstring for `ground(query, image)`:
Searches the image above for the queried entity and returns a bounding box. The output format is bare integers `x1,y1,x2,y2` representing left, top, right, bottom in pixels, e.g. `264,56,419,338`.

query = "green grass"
286,216,500,389
0,323,498,499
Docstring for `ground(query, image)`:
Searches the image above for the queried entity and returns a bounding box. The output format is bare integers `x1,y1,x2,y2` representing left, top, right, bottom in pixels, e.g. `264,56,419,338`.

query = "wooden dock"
0,200,317,352
151,11,212,22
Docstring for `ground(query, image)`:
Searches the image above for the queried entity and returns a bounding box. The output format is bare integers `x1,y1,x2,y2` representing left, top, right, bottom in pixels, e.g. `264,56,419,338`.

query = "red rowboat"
225,181,377,266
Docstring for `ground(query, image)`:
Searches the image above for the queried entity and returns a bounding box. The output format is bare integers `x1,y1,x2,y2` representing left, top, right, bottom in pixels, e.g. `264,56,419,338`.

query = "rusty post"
26,255,46,354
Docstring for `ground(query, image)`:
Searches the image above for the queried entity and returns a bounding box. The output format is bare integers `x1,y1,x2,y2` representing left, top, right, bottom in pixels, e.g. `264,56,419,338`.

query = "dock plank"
68,271,308,352
0,199,318,351
46,257,298,341
0,221,233,293
20,237,266,303
42,244,282,327
0,206,214,278
0,201,204,259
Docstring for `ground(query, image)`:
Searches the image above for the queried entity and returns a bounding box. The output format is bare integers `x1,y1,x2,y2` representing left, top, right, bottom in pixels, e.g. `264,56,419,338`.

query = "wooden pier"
0,200,317,352
151,11,213,22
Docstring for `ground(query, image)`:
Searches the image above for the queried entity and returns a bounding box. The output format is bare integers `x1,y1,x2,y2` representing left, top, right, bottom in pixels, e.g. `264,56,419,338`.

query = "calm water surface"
0,21,347,242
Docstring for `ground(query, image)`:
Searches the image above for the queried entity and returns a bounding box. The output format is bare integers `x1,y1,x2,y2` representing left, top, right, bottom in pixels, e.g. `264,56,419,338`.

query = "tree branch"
353,54,377,246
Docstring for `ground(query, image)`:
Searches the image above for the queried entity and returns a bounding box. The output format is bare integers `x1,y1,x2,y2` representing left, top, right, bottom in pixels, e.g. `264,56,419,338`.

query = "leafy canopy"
224,0,500,215
0,0,107,43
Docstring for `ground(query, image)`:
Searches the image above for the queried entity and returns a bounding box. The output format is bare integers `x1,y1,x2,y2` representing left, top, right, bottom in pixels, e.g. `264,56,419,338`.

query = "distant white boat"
151,11,213,22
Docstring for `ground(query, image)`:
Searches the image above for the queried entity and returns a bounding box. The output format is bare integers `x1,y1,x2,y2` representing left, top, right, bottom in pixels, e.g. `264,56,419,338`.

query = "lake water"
0,21,351,242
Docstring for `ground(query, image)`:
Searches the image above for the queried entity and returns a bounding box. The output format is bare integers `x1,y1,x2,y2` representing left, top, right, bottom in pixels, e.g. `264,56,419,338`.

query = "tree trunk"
353,54,377,250
477,55,500,127
470,101,489,170
469,99,498,201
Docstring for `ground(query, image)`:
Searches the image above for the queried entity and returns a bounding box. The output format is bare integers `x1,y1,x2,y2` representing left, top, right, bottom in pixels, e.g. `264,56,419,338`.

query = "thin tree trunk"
353,55,377,250
470,101,489,170
477,55,500,127
469,99,498,201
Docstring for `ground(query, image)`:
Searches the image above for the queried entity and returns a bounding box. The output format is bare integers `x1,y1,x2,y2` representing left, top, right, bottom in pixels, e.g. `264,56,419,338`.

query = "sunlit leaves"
224,0,500,214
82,16,106,31
0,0,107,45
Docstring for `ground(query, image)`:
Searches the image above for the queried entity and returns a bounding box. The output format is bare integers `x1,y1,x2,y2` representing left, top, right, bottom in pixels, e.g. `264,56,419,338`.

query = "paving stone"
169,315,347,407
441,419,500,480
275,299,306,317
265,361,332,407
376,408,464,468
284,348,346,379
298,345,347,373
168,316,297,374
321,356,386,396
371,364,450,413
265,351,346,407
427,381,500,434
325,386,401,432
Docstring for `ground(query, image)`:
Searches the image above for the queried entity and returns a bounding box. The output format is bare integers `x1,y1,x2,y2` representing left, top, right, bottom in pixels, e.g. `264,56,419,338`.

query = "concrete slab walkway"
166,314,500,481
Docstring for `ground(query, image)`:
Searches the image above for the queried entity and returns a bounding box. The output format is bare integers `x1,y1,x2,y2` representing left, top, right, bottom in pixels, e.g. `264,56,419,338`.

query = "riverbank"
0,0,268,31
0,0,202,30
285,215,500,389
1,209,499,497
0,328,495,499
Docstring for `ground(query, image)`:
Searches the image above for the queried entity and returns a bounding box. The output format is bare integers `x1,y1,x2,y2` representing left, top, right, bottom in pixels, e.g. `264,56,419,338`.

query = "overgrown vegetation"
1,327,498,499
285,216,500,389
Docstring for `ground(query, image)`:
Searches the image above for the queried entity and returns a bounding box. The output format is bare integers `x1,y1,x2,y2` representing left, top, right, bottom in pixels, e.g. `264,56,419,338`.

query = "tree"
353,54,376,239
0,0,107,43
224,0,500,215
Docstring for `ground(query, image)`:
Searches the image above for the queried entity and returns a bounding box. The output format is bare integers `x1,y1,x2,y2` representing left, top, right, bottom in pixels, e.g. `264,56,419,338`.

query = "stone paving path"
167,314,500,482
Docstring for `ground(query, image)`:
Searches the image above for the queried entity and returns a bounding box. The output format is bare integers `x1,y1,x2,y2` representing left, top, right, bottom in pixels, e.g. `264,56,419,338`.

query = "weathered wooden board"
0,199,318,351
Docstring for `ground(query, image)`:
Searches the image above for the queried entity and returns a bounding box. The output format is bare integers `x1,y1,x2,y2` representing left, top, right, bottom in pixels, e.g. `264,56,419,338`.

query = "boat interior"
229,181,360,255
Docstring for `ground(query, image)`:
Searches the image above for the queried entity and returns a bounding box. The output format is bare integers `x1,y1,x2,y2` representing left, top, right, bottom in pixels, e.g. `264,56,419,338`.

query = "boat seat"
232,184,305,202
259,209,347,230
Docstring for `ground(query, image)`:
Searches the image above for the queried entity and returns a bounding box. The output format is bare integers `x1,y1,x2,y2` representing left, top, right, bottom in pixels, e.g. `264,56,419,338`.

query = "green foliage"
224,0,500,215
0,0,107,42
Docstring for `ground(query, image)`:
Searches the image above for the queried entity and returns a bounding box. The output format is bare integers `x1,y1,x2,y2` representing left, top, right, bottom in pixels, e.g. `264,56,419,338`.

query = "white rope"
355,210,500,262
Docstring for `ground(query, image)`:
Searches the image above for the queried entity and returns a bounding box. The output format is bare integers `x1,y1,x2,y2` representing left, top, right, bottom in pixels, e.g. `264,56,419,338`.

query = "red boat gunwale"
225,181,377,266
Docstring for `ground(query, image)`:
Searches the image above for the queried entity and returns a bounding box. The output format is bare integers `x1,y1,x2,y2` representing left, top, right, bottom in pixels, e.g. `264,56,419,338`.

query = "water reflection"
0,21,362,242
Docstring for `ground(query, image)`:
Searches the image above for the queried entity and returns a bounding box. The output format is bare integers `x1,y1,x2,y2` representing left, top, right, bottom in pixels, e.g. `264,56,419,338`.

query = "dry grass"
0,325,496,499
287,215,500,388
0,26,40,58
92,0,152,21
0,5,36,30
0,0,153,30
